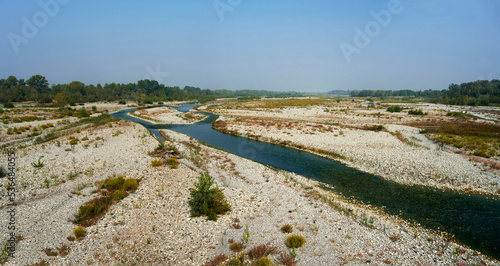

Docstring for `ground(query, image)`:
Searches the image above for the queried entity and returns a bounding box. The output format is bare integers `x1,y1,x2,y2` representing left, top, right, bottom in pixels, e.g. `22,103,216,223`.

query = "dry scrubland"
0,101,497,265
207,98,500,196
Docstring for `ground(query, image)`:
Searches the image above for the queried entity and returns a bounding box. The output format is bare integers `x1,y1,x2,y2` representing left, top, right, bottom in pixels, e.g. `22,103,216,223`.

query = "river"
111,104,500,259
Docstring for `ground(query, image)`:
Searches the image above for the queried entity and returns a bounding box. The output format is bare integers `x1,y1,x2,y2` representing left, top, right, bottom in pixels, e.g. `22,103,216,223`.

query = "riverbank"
206,101,500,197
0,105,497,265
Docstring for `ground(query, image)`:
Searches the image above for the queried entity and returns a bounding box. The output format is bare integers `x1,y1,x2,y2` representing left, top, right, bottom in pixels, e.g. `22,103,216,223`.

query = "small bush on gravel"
73,226,86,237
285,234,306,249
188,172,231,221
122,178,138,191
278,251,297,266
280,224,293,233
75,176,139,226
255,256,275,266
386,105,401,112
247,243,278,261
166,157,179,169
113,189,126,200
229,242,245,252
151,159,163,167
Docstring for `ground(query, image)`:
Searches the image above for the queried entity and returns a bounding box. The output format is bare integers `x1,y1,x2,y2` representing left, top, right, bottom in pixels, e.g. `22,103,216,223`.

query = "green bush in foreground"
73,226,86,237
285,234,306,249
188,172,231,221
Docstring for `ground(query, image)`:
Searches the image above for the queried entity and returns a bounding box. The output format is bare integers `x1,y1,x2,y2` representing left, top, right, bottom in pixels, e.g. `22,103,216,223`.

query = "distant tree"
53,92,70,107
26,75,49,93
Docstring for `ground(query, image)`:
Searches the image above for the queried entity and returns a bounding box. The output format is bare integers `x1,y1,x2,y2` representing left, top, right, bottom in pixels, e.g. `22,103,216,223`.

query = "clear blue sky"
1,0,499,92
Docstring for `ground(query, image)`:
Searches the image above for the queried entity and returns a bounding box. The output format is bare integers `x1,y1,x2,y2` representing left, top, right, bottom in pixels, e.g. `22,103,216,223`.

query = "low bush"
386,105,401,112
285,234,306,249
151,159,163,167
280,224,293,233
229,242,245,252
408,109,425,115
3,102,14,108
188,172,231,221
72,226,86,237
166,157,179,169
247,243,278,261
122,178,138,191
255,256,275,266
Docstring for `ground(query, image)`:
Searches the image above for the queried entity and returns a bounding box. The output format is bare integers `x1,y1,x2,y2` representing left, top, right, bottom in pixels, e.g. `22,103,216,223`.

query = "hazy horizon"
1,0,499,92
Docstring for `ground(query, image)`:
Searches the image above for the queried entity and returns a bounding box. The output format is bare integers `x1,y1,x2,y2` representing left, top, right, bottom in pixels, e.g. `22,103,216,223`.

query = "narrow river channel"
111,104,500,259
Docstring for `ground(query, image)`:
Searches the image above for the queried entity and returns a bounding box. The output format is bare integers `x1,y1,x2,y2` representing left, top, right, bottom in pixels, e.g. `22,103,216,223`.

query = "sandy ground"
0,104,497,265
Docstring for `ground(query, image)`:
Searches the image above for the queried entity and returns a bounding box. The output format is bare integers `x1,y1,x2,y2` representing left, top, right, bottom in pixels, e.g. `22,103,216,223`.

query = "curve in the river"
111,104,500,260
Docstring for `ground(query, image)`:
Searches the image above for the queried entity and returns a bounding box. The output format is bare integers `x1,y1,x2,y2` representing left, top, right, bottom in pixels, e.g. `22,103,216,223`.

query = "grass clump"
31,157,45,168
73,226,86,237
280,224,293,233
285,234,306,249
166,157,179,169
204,254,228,266
151,159,163,167
188,172,231,221
255,256,275,266
408,109,426,115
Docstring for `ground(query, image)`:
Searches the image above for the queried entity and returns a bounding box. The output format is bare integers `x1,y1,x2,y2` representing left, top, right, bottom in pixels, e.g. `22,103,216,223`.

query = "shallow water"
111,104,500,259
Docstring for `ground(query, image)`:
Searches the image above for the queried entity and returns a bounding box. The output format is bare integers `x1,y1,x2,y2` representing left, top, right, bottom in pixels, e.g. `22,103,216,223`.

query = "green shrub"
73,226,86,237
3,102,14,108
188,172,231,221
408,109,424,115
166,157,179,169
113,189,126,201
103,175,125,191
74,196,112,226
255,257,275,266
151,159,163,167
285,234,306,249
280,224,293,233
122,178,138,191
386,105,401,112
118,100,126,105
0,108,3,114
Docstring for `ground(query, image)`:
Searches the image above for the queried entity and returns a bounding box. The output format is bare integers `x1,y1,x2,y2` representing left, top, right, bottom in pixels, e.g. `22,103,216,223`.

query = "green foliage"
166,157,179,169
386,105,401,112
408,109,425,115
3,102,14,108
151,159,163,167
78,107,90,117
188,172,231,221
122,178,138,191
31,157,45,168
255,257,275,266
285,234,306,249
73,226,86,237
102,175,125,191
75,175,138,226
280,224,293,233
0,108,3,114
118,100,126,105
113,189,126,201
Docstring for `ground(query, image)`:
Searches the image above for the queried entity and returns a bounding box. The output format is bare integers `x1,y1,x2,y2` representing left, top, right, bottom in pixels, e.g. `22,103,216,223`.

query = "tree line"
346,80,500,106
0,75,301,105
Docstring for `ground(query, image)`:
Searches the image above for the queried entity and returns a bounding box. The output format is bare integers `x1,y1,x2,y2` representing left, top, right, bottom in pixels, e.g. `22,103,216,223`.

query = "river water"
111,104,500,259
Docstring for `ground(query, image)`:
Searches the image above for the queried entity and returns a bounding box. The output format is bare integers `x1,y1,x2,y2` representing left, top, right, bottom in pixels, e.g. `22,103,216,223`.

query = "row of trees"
0,75,301,105
348,80,500,106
